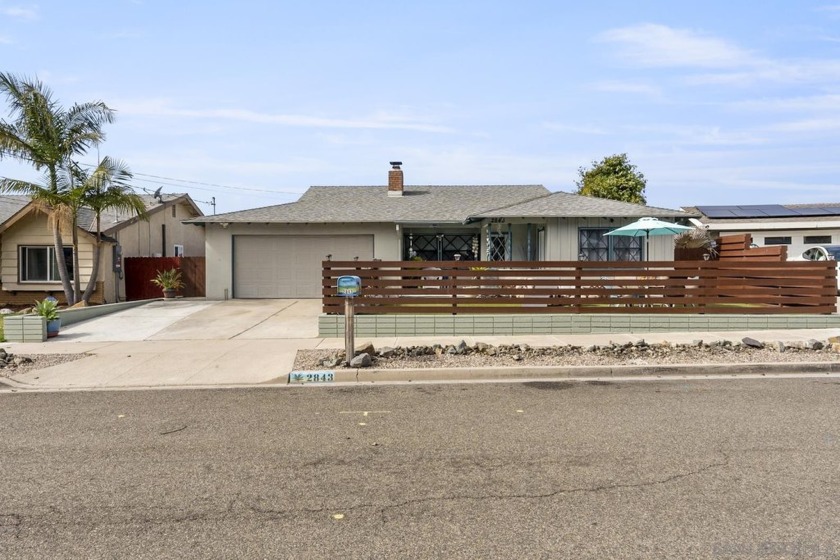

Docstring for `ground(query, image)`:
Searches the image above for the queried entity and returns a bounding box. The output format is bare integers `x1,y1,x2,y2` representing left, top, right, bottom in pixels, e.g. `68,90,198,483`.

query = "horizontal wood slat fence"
718,233,788,261
323,260,837,315
674,233,787,262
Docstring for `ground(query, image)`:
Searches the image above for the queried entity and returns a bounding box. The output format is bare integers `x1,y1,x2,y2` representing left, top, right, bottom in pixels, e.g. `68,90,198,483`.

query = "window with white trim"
19,246,74,282
174,244,185,257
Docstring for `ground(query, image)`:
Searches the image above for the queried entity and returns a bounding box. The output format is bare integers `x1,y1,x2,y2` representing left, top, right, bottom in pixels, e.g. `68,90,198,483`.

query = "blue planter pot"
46,317,61,338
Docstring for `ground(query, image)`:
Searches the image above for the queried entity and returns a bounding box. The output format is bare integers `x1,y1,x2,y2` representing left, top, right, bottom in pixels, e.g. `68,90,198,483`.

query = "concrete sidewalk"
1,298,839,390
5,331,840,390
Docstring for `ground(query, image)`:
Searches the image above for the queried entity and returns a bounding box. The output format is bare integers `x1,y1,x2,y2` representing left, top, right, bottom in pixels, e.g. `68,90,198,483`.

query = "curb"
5,362,840,392
0,376,35,389
300,361,840,384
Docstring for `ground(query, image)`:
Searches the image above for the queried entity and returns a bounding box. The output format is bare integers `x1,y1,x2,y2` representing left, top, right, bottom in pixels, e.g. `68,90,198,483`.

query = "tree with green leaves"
575,153,647,205
78,157,147,303
0,72,114,305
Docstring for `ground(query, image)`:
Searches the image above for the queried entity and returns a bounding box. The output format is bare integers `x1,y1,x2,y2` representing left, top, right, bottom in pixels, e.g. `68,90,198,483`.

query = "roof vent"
388,162,404,197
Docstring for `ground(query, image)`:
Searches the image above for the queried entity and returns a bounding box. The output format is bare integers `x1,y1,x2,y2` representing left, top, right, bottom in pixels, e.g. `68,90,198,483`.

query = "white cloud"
597,23,840,89
816,4,840,17
596,23,756,68
115,99,455,133
769,117,840,133
627,123,768,146
0,35,12,44
128,151,324,179
687,58,840,86
542,123,608,135
36,71,81,85
729,94,840,112
387,146,587,188
2,5,38,20
108,30,144,39
590,80,663,98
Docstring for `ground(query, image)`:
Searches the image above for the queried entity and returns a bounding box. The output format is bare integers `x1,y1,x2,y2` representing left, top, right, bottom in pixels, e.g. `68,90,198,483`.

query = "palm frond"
0,177,44,196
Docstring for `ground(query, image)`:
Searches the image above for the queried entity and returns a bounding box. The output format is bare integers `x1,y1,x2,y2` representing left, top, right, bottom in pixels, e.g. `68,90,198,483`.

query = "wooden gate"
125,257,206,300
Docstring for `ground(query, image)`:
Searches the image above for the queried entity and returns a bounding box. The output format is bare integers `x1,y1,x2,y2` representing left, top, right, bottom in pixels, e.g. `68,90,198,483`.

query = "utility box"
3,315,47,342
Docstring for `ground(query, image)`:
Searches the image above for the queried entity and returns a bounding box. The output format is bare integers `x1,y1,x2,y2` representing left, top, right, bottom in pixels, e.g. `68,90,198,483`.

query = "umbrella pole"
645,231,650,261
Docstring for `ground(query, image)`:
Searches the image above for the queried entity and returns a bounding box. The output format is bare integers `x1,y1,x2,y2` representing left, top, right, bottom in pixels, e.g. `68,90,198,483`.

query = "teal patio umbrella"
604,217,693,261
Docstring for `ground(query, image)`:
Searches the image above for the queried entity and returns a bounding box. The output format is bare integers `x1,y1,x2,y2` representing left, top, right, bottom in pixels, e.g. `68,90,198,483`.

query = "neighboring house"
188,163,692,299
683,203,840,259
0,193,204,305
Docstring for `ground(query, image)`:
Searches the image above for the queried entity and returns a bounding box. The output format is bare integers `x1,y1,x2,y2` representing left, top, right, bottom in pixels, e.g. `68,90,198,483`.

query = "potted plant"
34,297,61,338
151,268,184,299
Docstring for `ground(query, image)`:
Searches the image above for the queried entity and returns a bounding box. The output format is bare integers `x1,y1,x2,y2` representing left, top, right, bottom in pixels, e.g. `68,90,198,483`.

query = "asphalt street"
1,378,840,559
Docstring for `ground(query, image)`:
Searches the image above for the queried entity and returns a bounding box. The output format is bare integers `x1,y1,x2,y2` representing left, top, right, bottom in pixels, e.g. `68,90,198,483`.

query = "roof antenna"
153,186,163,203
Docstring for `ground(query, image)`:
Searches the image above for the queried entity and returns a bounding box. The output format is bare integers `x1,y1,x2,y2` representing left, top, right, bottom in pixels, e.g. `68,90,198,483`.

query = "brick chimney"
388,161,403,197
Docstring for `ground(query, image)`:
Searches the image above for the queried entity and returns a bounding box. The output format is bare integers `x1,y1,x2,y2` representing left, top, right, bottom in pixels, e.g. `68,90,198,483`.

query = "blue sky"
2,0,840,215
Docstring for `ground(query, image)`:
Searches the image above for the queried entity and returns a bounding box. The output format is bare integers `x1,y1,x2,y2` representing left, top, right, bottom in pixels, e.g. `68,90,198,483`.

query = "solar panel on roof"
726,207,761,218
743,205,798,217
788,207,833,217
698,204,840,219
786,207,840,217
696,206,739,218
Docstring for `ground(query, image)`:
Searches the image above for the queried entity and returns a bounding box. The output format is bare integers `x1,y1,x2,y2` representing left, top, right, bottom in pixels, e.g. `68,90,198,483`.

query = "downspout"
527,223,532,260
114,231,120,303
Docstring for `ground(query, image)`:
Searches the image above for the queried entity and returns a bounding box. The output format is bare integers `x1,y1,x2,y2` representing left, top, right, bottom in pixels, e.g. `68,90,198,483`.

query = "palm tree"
0,72,114,305
77,157,147,303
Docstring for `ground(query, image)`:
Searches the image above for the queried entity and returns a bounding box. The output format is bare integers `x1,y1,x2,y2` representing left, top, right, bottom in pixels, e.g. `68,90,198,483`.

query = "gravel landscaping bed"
0,349,86,379
294,337,840,371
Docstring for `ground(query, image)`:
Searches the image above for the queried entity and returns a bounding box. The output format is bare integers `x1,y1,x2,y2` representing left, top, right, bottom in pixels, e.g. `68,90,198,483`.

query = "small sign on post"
337,276,362,366
336,275,362,297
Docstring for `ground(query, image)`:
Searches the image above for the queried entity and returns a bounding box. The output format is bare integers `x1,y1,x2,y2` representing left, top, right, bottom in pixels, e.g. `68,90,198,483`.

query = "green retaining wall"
318,313,840,338
59,299,157,327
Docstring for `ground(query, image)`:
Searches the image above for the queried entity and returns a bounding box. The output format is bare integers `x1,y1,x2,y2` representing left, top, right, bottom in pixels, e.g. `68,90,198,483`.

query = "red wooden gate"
124,257,206,300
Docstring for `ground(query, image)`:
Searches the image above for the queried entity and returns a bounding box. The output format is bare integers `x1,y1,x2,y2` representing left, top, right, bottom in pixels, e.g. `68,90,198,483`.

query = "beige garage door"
233,235,374,298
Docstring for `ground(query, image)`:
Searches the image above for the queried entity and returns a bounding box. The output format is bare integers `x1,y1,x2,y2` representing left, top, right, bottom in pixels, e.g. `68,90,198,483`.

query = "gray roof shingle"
191,185,551,224
476,191,693,219
0,194,199,232
0,195,31,224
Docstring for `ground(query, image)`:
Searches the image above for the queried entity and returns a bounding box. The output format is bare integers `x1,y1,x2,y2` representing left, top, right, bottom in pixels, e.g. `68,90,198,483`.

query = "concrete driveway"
57,298,322,342
0,299,328,388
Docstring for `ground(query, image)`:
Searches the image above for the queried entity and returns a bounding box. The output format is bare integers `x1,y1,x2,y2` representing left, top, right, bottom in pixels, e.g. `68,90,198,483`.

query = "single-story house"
683,203,840,259
0,193,204,305
188,163,693,299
